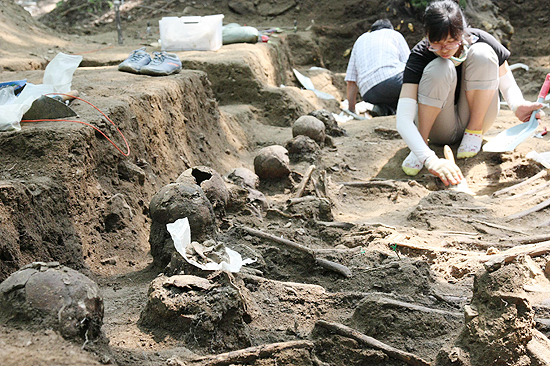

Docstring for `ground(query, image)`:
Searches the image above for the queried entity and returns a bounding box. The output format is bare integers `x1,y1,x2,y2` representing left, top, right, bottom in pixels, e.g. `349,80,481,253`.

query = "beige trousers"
417,42,500,144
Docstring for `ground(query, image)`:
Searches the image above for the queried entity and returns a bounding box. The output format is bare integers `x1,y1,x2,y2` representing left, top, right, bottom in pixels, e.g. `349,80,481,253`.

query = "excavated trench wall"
0,38,325,281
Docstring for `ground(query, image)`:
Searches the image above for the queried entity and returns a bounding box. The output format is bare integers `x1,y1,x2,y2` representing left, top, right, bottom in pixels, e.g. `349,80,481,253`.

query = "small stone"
464,304,478,322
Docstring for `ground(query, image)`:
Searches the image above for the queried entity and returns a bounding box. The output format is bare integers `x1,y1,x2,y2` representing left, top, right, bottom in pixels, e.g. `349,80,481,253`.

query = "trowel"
444,145,475,195
292,68,336,100
483,73,550,152
22,91,79,120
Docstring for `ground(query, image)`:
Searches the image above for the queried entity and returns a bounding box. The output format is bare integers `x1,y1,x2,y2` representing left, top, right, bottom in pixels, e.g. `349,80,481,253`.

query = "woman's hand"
424,156,464,186
515,101,544,122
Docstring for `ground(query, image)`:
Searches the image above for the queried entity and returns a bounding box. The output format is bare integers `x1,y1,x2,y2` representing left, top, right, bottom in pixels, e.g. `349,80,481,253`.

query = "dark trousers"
362,72,404,115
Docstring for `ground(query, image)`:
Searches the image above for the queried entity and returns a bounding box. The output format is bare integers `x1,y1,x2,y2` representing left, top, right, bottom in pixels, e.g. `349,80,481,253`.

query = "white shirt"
345,29,410,96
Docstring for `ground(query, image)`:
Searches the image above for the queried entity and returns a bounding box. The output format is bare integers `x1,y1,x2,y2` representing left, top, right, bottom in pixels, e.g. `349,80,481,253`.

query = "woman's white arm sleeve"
396,98,437,163
499,70,525,112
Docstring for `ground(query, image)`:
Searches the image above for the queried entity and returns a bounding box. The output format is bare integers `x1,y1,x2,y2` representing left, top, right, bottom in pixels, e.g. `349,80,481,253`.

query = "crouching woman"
396,0,542,185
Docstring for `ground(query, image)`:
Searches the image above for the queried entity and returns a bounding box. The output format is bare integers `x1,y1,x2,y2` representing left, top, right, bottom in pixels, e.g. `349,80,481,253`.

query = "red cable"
21,93,131,157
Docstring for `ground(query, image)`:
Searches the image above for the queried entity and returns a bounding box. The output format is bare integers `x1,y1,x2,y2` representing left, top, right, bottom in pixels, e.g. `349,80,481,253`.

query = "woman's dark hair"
423,0,467,42
370,19,393,31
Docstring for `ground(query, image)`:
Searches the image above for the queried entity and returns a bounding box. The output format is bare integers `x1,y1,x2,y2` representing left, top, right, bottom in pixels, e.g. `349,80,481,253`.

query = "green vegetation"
55,0,113,14
410,0,467,12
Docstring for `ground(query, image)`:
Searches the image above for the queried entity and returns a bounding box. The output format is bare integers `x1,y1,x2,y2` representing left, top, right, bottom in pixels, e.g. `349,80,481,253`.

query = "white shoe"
402,151,423,176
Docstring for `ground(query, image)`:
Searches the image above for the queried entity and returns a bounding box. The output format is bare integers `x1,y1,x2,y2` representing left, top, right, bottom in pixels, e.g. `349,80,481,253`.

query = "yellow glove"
424,156,463,186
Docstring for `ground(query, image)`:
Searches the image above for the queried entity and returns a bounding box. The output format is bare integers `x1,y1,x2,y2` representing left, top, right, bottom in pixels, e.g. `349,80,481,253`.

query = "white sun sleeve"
396,97,437,163
499,70,525,113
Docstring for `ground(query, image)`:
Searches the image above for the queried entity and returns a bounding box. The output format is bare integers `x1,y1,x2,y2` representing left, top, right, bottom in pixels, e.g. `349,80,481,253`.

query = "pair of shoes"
457,129,483,159
402,151,423,176
118,48,182,76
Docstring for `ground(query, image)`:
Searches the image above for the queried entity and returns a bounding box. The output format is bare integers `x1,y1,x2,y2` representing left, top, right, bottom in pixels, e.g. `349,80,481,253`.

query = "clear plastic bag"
43,53,82,93
0,52,82,131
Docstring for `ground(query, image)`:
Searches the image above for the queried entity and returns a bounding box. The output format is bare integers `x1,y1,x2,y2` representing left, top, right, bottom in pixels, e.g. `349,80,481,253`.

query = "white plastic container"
159,14,224,52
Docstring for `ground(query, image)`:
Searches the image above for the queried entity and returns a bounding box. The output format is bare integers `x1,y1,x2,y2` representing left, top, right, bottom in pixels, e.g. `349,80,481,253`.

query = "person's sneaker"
369,104,394,117
402,151,423,176
118,47,152,74
140,52,182,76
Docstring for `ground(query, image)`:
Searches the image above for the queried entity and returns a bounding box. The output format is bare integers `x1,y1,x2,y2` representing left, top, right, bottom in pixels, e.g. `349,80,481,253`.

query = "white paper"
167,218,255,273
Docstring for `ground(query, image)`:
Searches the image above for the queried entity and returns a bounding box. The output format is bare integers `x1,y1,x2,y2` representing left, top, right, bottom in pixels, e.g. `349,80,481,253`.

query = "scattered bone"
190,340,315,366
314,220,355,229
162,274,215,291
503,180,550,201
492,170,548,197
509,196,550,219
339,180,398,189
504,233,550,245
481,241,550,272
461,217,529,235
225,167,259,189
348,293,464,360
392,241,484,257
293,164,315,198
240,226,353,277
287,195,329,206
315,320,431,366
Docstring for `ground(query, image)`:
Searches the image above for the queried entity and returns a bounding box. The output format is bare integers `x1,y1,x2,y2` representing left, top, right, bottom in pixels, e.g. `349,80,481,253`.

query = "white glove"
424,156,463,186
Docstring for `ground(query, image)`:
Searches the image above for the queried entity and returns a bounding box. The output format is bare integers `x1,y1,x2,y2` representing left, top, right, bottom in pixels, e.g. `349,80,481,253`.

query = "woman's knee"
464,43,499,86
423,58,456,84
418,58,457,108
466,43,498,66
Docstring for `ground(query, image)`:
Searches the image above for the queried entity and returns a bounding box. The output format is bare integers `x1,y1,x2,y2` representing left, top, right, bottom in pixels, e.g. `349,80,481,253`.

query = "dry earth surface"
1,0,550,365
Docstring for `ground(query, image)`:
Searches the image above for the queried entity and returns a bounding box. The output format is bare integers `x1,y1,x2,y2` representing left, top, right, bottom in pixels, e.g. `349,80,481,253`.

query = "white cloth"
345,29,410,96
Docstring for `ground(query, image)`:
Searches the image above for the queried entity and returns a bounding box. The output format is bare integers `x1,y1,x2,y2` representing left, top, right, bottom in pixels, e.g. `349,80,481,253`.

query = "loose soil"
1,0,550,365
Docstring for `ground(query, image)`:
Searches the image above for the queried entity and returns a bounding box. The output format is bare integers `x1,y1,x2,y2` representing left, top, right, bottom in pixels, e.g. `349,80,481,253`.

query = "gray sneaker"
140,52,182,76
118,47,152,73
